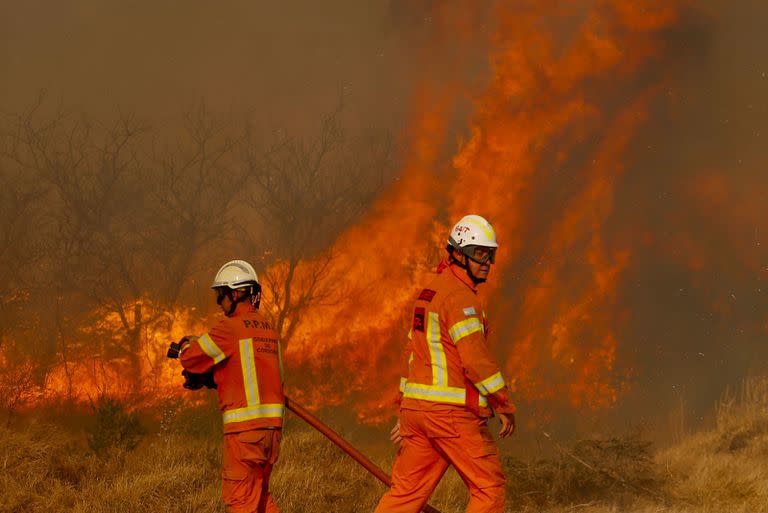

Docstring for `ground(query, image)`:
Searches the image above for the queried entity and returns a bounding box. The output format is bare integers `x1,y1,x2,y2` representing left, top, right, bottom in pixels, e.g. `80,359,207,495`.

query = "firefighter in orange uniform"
375,215,516,513
176,260,285,513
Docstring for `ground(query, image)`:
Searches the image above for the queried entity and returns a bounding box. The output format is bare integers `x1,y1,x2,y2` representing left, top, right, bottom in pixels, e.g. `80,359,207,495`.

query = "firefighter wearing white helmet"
173,258,286,512
447,214,498,284
211,259,262,316
375,214,514,513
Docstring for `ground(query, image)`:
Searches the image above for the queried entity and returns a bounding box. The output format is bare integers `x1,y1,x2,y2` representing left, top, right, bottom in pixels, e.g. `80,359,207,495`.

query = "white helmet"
211,259,260,290
447,214,498,263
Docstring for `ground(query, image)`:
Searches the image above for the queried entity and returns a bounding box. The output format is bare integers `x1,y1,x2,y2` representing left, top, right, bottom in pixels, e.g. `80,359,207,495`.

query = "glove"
181,369,217,390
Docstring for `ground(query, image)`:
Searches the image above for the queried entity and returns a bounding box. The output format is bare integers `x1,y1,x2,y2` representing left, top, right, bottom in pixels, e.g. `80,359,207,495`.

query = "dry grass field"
4,378,768,513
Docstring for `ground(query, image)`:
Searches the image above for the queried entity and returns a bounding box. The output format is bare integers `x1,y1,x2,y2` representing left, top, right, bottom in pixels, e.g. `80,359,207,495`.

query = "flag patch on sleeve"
418,289,437,302
413,307,426,332
463,306,476,316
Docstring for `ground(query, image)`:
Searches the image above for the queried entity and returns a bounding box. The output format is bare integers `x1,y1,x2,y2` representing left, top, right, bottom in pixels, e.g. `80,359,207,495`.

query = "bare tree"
0,170,46,347
0,96,395,401
0,101,250,389
146,102,251,306
3,105,150,383
0,113,55,416
241,104,396,345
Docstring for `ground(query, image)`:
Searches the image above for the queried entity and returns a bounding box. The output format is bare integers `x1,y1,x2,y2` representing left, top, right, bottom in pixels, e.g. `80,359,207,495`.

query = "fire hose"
285,396,443,513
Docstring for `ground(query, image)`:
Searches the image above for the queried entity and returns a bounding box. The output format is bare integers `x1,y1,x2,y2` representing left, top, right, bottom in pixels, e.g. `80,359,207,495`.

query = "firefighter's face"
467,253,491,280
215,288,233,313
459,247,492,281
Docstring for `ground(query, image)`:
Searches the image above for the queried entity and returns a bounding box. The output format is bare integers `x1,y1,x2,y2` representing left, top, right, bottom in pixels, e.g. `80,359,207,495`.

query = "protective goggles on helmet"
448,236,498,265
215,288,231,305
462,245,497,265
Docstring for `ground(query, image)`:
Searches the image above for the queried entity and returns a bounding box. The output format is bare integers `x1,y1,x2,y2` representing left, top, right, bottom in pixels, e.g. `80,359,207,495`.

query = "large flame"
278,0,688,422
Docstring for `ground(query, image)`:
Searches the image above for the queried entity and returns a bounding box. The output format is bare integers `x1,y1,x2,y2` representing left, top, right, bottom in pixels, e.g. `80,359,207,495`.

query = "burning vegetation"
0,0,765,495
0,0,766,511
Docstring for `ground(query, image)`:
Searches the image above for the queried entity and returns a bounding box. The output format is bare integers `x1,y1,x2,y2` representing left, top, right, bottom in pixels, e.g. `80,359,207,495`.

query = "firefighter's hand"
389,420,402,444
181,369,205,390
498,412,515,438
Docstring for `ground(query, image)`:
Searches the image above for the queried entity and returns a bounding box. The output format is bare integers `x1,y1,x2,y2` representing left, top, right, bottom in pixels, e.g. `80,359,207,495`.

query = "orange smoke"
684,170,765,276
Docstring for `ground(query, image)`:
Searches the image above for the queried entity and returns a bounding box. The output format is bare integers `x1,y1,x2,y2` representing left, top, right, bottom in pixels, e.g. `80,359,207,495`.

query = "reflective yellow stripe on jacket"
448,317,483,343
199,333,226,364
474,371,505,395
403,383,488,407
223,338,283,425
402,312,488,409
223,404,285,423
426,312,448,387
239,338,260,405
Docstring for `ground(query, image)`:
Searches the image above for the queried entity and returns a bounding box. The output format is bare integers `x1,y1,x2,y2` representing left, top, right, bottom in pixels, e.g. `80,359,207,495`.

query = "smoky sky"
1,0,766,441
598,0,768,438
0,0,421,132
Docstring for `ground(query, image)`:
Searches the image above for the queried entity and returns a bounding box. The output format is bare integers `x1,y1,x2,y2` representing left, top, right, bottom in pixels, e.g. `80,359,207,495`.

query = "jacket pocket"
236,429,281,465
451,412,499,457
424,410,459,439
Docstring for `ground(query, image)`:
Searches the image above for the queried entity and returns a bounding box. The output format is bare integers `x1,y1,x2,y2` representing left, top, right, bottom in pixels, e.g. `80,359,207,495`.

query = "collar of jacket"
447,262,478,294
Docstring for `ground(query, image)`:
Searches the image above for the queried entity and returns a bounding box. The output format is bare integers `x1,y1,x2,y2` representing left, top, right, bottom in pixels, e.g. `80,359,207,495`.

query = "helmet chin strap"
225,290,238,316
451,251,486,286
462,260,486,285
225,286,261,316
467,265,486,285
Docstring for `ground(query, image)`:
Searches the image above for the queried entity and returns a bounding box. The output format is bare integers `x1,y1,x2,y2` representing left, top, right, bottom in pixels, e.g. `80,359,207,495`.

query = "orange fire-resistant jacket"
399,262,515,418
180,304,285,433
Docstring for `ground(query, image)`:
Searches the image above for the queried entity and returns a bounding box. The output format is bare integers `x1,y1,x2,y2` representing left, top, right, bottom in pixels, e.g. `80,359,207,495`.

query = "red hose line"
285,396,442,513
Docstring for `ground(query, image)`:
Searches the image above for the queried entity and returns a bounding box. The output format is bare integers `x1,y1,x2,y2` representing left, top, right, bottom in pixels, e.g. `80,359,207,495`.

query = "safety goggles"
464,245,496,265
215,288,230,305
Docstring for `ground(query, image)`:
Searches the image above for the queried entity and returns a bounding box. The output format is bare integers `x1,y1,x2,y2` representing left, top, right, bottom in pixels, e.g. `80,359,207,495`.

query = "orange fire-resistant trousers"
375,409,506,513
222,429,281,513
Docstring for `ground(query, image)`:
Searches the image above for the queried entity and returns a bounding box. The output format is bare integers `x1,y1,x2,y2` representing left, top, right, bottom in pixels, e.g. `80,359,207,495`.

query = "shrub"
86,396,145,455
505,432,664,510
